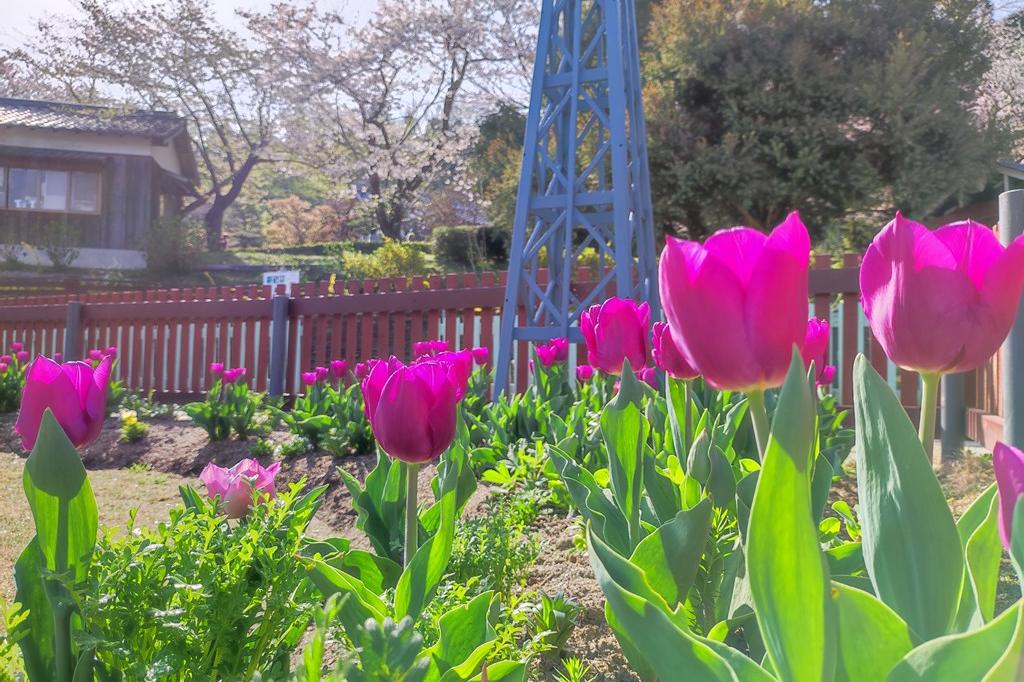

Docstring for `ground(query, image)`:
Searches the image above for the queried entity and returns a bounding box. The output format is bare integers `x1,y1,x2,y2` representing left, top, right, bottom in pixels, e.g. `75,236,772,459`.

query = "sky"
0,0,381,47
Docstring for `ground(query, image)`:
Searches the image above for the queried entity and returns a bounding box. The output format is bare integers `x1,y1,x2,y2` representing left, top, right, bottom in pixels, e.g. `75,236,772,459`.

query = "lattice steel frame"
494,0,658,395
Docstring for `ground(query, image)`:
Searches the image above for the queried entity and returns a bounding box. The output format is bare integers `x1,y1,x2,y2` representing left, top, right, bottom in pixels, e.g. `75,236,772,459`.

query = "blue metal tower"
493,0,659,395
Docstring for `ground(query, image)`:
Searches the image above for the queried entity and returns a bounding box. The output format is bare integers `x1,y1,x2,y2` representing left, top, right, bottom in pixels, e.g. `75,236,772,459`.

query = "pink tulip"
361,357,405,420
576,364,595,382
651,322,699,381
471,346,490,366
414,340,449,358
861,214,1024,374
315,366,329,382
11,342,22,352
200,458,282,518
223,367,246,384
581,298,651,375
15,355,112,450
0,363,7,374
994,442,1024,552
660,212,810,391
330,359,347,379
105,346,118,358
301,371,318,386
53,352,63,363
364,360,458,463
535,343,559,368
0,355,10,365
88,349,104,362
16,351,28,364
354,361,370,379
638,366,658,388
433,349,473,400
801,318,836,386
210,362,225,376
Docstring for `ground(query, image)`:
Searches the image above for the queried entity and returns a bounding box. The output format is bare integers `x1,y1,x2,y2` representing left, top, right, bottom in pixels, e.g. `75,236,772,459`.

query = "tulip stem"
404,462,419,567
683,379,693,459
919,372,940,460
748,389,770,461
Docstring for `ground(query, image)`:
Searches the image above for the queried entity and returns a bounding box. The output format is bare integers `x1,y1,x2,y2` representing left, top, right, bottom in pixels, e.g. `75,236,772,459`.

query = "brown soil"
527,513,638,681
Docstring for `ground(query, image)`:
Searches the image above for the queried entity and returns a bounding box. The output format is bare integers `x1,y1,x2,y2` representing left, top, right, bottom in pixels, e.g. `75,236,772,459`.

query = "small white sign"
262,270,301,294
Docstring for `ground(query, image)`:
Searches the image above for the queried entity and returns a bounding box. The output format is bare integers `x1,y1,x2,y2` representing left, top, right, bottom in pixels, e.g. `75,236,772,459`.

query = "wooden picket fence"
0,257,1004,443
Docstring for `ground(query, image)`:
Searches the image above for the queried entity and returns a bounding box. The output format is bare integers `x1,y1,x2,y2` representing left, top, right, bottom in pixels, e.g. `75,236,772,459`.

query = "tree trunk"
203,154,262,251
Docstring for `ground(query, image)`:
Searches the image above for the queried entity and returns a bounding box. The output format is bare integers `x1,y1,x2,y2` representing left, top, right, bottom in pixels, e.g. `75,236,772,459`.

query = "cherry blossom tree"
247,0,535,239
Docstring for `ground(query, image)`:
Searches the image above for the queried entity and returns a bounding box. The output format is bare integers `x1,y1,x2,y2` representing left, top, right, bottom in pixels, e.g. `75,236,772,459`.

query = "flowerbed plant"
184,364,267,441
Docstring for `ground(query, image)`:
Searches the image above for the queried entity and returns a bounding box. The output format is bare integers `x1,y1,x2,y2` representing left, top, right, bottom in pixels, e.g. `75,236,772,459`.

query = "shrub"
118,410,149,443
78,483,325,679
261,196,342,247
432,225,484,268
38,222,80,270
145,216,205,274
336,239,429,279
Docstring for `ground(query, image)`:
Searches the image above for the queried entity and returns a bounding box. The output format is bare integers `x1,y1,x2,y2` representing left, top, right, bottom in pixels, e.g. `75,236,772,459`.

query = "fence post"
63,301,82,361
941,372,965,460
268,294,290,397
1001,189,1024,448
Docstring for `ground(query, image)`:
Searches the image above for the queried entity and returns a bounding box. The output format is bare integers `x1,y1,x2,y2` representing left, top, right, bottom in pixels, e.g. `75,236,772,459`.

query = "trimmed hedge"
432,225,510,268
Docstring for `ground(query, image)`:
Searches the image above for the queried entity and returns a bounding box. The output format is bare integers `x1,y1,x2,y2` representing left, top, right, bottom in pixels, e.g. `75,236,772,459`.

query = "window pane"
0,168,5,208
9,169,41,209
40,170,68,210
70,171,99,213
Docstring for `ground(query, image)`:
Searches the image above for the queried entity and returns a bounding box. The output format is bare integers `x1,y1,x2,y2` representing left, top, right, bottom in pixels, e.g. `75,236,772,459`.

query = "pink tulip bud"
330,359,347,379
651,322,699,381
301,371,318,386
200,458,281,518
222,368,246,384
53,352,63,363
363,360,458,464
994,442,1024,552
354,361,369,379
315,366,329,382
576,364,594,382
0,355,10,365
88,349,104,362
16,351,29,364
581,298,651,375
414,340,449,358
11,342,22,352
660,212,810,391
638,366,658,388
15,355,112,450
433,349,474,401
534,338,570,368
361,357,405,420
801,318,834,386
0,363,7,374
105,346,118,358
210,362,225,376
471,346,490,366
861,214,1024,375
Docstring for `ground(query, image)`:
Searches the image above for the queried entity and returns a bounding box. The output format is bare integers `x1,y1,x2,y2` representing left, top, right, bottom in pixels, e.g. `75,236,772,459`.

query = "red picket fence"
0,258,1004,443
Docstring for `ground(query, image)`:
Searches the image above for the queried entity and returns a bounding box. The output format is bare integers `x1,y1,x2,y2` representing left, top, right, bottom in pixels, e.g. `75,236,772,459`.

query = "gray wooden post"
941,372,965,459
268,294,289,397
63,301,82,361
1000,189,1024,448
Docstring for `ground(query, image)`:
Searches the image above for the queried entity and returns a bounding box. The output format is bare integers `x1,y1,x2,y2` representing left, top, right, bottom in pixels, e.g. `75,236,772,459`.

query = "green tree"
644,0,1007,244
472,104,526,230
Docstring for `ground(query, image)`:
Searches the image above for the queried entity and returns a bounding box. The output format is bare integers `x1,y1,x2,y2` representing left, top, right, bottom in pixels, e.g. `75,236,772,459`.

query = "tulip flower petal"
16,357,89,450
373,368,437,463
994,442,1024,551
701,226,767,286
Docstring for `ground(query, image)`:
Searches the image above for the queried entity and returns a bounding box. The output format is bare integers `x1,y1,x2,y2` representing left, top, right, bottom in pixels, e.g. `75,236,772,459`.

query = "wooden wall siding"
0,261,1004,424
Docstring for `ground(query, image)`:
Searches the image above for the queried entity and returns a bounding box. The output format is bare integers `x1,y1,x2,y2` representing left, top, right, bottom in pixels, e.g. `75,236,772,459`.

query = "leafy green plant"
0,600,27,679
78,482,327,680
524,593,579,656
118,410,149,442
334,239,429,280
448,495,540,596
250,436,278,458
0,351,27,413
184,373,267,441
553,657,594,682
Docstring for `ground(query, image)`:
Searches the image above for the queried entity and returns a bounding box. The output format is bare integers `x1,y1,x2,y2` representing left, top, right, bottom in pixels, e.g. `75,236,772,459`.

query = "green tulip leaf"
831,582,913,681
22,410,98,582
954,484,1002,631
463,661,526,682
426,591,495,674
602,366,649,549
748,351,834,682
395,490,456,621
887,601,1022,681
629,498,713,609
13,538,55,681
853,356,964,640
549,447,631,555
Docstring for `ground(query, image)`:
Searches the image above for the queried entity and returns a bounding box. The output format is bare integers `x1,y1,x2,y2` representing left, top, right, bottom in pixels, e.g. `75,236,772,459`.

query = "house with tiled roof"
0,97,197,269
